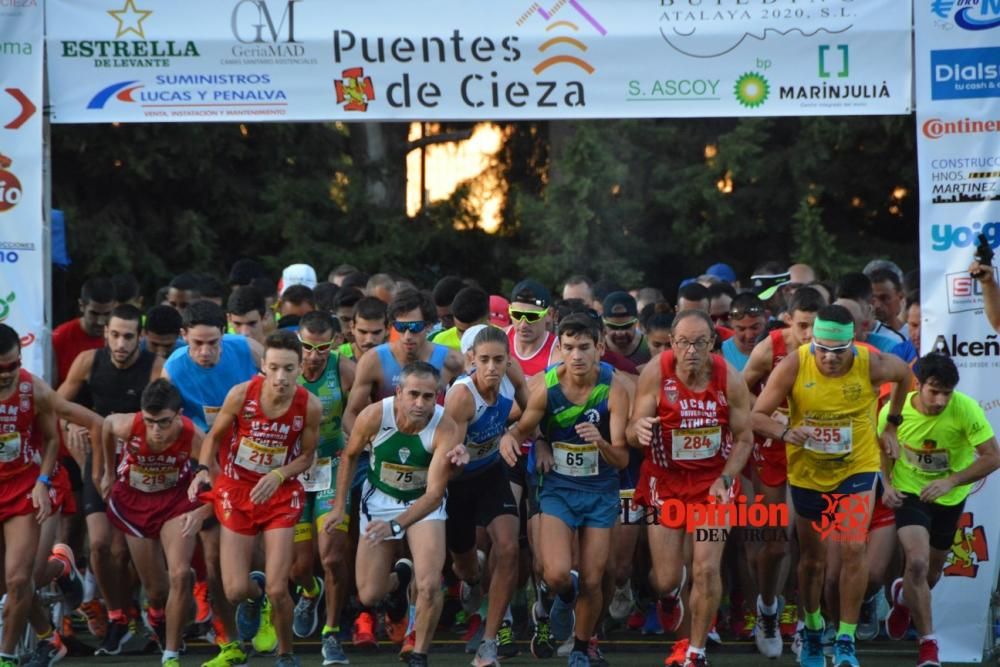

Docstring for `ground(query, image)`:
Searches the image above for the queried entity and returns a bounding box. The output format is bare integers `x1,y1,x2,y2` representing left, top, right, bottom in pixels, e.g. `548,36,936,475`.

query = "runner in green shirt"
878,353,1000,666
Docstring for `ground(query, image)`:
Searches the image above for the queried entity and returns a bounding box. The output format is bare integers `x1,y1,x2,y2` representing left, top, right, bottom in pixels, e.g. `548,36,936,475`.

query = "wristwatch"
886,414,904,427
389,520,403,537
193,463,210,475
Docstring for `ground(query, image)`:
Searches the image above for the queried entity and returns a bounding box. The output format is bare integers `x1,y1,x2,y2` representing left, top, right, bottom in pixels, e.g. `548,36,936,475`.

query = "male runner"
337,296,387,362
880,354,1000,667
100,380,208,667
289,312,356,666
741,286,823,657
500,313,629,667
719,294,767,372
334,289,365,352
429,287,490,351
628,310,754,667
58,304,161,655
0,324,61,667
328,362,468,667
602,292,650,367
228,286,268,345
52,277,116,385
188,330,321,667
144,305,184,359
163,300,261,667
752,304,912,667
445,326,529,666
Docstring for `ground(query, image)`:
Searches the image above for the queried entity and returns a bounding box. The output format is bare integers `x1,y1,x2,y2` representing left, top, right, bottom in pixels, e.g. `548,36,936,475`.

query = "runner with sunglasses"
601,292,650,367
0,325,63,667
100,380,207,667
740,286,824,658
629,310,755,667
720,294,767,373
751,304,912,667
343,289,463,653
289,312,356,665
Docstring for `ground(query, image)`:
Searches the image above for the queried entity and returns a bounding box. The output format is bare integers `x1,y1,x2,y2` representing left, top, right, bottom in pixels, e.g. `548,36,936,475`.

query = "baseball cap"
460,324,488,355
489,295,511,328
705,262,736,284
280,263,317,295
510,279,551,310
602,291,638,319
750,272,792,300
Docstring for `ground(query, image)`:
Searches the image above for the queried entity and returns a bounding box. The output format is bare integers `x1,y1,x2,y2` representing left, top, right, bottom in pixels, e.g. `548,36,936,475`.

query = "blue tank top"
450,374,515,477
540,362,618,495
721,337,750,372
374,342,450,399
164,334,258,432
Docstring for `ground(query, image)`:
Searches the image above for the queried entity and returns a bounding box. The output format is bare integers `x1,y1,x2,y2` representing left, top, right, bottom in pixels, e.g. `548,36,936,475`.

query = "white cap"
280,263,317,294
460,324,488,355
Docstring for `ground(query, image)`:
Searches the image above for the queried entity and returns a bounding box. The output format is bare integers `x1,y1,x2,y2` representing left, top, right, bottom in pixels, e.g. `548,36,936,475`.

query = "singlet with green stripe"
540,361,618,494
367,397,443,501
298,354,345,458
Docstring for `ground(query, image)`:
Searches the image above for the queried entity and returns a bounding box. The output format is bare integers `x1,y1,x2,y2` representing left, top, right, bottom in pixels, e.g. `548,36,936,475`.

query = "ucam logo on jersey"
931,47,1000,100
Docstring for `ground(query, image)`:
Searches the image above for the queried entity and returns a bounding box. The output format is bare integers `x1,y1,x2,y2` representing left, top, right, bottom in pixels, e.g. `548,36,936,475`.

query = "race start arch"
3,0,1000,661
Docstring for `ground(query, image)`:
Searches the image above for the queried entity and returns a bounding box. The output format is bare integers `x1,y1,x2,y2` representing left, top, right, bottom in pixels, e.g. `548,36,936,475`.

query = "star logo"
108,0,153,39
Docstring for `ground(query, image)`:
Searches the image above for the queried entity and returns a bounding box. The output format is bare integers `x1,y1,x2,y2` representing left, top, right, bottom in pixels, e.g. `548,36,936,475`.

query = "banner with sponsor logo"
46,0,911,123
916,0,1000,661
0,1,44,376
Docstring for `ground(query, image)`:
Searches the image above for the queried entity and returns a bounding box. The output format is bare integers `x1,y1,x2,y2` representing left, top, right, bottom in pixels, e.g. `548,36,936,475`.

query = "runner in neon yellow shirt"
878,353,1000,666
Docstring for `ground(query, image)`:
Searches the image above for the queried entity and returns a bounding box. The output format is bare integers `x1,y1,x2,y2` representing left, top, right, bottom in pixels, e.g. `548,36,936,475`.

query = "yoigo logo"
930,220,1000,251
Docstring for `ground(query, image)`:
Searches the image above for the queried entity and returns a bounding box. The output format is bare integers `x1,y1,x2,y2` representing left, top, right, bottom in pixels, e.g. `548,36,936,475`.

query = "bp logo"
334,67,375,112
734,72,770,108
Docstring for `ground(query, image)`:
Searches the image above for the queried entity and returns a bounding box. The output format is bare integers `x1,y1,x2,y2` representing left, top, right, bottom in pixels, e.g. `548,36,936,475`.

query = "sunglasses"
392,321,429,335
814,341,853,355
709,313,729,323
297,337,334,353
603,318,638,331
509,307,548,324
730,306,766,320
143,414,177,429
0,358,21,373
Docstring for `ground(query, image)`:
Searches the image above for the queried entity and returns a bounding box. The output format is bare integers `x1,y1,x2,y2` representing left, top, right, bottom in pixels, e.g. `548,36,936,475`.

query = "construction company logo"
932,0,1000,31
944,512,989,577
0,154,22,214
60,0,200,69
334,68,375,112
812,492,871,543
947,268,1000,313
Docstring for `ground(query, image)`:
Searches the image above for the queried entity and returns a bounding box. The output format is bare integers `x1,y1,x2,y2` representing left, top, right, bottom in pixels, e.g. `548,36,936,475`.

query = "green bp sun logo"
734,72,770,108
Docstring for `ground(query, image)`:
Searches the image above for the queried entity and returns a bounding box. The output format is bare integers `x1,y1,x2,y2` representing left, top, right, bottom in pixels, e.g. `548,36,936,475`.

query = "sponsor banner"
917,0,1000,661
0,0,44,376
46,0,911,123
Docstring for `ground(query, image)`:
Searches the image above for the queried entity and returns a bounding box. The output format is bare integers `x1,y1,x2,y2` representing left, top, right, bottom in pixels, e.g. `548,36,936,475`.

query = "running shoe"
193,578,213,624
399,631,415,662
833,634,860,667
200,639,248,667
471,638,499,667
22,636,67,667
253,597,278,654
50,544,83,610
608,583,634,621
885,578,911,640
78,599,108,639
274,654,301,667
530,603,555,659
94,619,133,656
463,614,484,653
778,602,798,640
567,650,590,667
664,638,689,667
497,619,518,658
293,576,324,638
856,593,879,641
236,571,266,641
753,596,782,658
917,637,941,667
798,626,826,667
351,611,378,650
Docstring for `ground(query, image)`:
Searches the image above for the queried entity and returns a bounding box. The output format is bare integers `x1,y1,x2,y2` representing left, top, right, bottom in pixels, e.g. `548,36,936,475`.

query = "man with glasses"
289,312,356,665
751,304,911,667
720,294,767,372
100,380,209,667
162,300,261,667
602,291,650,367
629,310,754,667
188,330,322,667
707,284,735,330
740,286,824,658
0,325,62,667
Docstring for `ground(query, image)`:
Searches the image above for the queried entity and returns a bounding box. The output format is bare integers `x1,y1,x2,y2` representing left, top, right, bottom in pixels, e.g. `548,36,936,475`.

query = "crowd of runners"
0,256,997,667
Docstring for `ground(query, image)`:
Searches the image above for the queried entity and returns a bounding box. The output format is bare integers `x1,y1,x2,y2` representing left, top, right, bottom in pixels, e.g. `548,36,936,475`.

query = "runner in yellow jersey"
879,353,1000,667
751,304,912,667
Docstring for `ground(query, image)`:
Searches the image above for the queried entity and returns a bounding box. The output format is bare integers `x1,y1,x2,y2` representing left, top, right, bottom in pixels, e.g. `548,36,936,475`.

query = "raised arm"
325,401,381,534
751,353,801,443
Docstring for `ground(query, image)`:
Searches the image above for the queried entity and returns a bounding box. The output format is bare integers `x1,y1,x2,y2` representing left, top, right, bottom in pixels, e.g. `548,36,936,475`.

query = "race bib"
903,445,950,473
552,441,599,477
300,456,332,492
234,437,287,474
128,465,179,493
803,418,853,455
204,406,221,428
670,426,722,461
0,432,20,463
467,435,500,462
379,462,428,491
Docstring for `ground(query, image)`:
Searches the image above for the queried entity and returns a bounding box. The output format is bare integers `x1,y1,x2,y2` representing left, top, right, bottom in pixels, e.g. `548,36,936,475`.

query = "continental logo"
515,0,606,75
923,117,1000,139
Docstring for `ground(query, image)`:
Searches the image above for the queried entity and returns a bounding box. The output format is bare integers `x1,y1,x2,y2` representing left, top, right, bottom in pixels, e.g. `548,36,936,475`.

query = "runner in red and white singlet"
102,379,207,663
189,330,321,664
629,311,754,667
